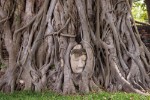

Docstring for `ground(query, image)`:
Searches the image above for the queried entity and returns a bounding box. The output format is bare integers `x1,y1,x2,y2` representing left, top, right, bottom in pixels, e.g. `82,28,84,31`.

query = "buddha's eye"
74,58,79,61
81,55,86,61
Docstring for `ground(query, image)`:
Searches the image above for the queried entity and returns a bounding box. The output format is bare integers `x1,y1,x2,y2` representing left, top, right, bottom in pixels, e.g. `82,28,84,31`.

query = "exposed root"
0,0,150,96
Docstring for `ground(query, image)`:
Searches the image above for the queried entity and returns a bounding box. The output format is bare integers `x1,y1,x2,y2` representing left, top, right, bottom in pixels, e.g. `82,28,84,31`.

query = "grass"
0,91,149,100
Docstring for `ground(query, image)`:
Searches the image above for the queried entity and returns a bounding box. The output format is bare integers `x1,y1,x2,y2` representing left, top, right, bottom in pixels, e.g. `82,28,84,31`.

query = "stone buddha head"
70,44,87,74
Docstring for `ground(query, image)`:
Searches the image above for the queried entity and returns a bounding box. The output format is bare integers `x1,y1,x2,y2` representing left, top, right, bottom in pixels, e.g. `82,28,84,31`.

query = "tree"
132,0,148,22
0,0,150,95
145,0,150,23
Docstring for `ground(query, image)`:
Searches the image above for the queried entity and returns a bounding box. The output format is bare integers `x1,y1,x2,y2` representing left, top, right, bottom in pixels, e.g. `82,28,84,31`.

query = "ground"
0,91,149,100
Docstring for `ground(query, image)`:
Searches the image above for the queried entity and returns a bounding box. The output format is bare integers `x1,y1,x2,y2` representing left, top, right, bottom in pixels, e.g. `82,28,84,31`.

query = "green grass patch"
0,91,149,100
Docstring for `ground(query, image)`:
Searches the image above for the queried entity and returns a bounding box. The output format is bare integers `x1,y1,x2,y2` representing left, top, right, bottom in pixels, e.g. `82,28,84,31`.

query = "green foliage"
132,0,148,22
0,91,149,100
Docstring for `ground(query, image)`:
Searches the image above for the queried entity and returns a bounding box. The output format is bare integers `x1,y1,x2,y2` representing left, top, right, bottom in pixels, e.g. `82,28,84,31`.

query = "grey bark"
0,0,149,96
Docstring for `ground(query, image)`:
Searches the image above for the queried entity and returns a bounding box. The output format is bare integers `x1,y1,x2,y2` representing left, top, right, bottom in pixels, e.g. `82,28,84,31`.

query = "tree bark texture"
0,0,150,95
145,0,150,23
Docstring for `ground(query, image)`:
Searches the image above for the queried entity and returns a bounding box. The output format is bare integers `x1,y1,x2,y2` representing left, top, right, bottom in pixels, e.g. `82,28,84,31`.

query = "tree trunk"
0,0,150,95
145,0,150,23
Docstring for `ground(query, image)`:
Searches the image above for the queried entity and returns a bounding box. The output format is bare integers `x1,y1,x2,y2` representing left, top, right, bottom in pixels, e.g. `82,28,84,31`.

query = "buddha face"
70,45,87,74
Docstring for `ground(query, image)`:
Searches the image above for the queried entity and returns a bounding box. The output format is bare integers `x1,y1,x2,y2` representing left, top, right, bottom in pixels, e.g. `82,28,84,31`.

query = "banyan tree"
0,0,150,95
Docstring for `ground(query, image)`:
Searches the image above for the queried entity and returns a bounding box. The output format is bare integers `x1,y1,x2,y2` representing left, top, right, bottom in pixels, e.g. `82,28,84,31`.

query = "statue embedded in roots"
0,0,150,96
70,44,87,74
